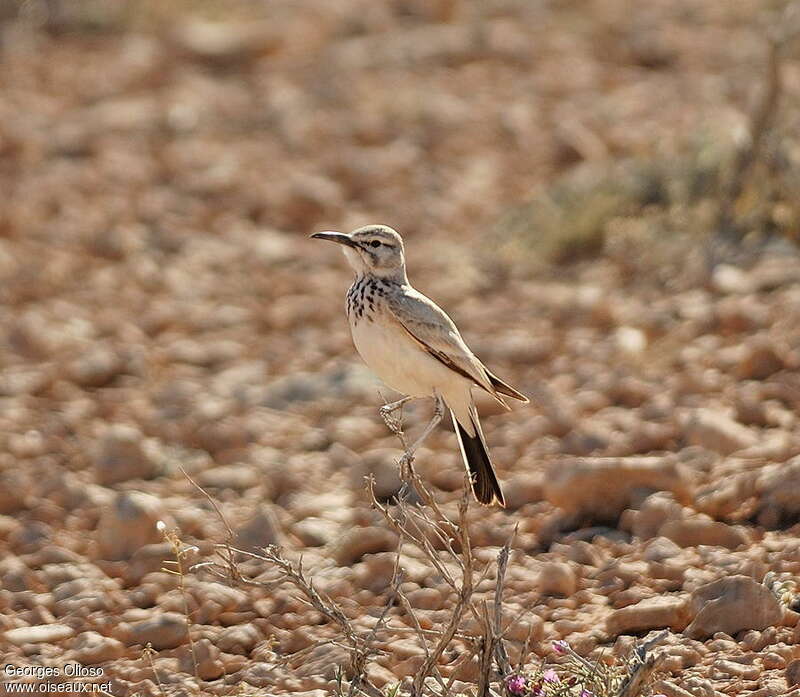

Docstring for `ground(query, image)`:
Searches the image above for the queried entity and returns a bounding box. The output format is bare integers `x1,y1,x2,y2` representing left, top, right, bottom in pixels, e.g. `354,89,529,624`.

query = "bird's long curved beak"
310,231,359,249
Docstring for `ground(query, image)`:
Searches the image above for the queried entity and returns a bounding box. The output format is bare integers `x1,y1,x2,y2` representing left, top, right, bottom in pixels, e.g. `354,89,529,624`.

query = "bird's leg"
379,395,414,434
398,396,444,474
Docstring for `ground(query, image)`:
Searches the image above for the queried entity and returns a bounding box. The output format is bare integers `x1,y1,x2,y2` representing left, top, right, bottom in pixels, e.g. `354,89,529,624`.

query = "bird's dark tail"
451,406,505,506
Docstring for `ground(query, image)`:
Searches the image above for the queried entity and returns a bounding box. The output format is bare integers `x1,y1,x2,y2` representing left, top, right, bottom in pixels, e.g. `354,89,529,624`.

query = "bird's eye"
369,240,381,248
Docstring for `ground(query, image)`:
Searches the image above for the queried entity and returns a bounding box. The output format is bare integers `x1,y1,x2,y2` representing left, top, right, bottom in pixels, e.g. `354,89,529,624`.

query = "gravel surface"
1,2,800,696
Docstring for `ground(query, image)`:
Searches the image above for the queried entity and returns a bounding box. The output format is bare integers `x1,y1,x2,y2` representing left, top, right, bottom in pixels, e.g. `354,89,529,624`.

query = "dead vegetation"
1,1,800,696
176,408,671,697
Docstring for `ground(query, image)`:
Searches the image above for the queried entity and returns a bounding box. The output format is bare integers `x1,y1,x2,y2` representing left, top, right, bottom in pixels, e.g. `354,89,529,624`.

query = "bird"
311,224,528,506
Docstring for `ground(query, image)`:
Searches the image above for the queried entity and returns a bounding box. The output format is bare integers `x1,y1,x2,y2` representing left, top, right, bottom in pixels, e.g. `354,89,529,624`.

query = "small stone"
236,503,284,550
94,424,159,485
762,652,785,670
0,472,31,514
544,456,690,521
615,326,647,354
217,623,261,655
502,473,545,510
178,637,224,680
650,679,698,697
537,562,577,597
755,457,800,528
8,521,53,554
503,614,545,643
680,409,758,455
5,623,75,645
172,19,281,65
736,339,785,380
711,264,755,294
289,643,350,680
96,491,169,561
622,492,685,540
351,448,402,501
606,595,692,635
330,417,384,451
332,527,398,566
196,464,260,491
566,540,605,567
660,518,749,549
713,659,760,680
788,659,800,687
67,346,124,388
129,612,189,650
71,631,125,664
406,588,443,611
642,536,683,562
686,575,783,639
292,517,338,547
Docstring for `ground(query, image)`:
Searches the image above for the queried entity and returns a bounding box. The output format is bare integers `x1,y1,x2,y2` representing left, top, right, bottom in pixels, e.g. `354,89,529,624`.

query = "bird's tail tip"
451,409,505,507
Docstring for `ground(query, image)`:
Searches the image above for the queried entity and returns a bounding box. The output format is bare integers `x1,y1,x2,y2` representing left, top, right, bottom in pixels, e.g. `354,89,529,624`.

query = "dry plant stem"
377,399,524,696
159,524,199,685
477,601,494,697
411,487,474,697
476,538,514,697
179,464,236,542
206,544,384,697
616,630,669,697
180,464,243,587
713,2,800,252
142,644,167,697
348,551,405,697
174,542,199,684
396,584,449,695
492,538,514,679
715,29,782,242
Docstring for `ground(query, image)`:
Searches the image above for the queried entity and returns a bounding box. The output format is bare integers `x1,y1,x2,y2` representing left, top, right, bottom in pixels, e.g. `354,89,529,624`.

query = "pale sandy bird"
311,224,528,506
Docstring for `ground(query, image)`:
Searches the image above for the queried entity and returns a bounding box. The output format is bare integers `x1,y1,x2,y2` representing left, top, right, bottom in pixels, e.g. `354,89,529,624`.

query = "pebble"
235,503,285,549
686,575,783,639
217,623,262,654
93,424,160,485
713,658,760,680
660,517,749,549
536,561,577,597
5,623,75,645
544,456,690,520
96,491,169,561
67,346,125,388
332,527,398,566
350,448,403,500
606,595,691,635
128,612,189,650
680,408,758,454
177,638,224,681
71,631,125,664
788,659,800,687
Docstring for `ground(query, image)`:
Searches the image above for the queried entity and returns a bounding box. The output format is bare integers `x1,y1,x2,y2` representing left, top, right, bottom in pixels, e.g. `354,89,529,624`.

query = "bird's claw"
398,451,415,479
380,408,404,435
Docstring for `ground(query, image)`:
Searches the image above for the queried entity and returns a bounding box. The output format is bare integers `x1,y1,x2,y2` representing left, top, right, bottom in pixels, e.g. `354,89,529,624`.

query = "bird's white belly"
350,318,454,398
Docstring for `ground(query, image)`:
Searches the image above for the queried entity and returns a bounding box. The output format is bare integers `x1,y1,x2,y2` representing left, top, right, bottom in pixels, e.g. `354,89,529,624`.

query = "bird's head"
311,224,407,281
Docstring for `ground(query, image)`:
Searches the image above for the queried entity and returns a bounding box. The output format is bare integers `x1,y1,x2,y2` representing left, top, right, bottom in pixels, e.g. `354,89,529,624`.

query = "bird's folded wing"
387,287,504,401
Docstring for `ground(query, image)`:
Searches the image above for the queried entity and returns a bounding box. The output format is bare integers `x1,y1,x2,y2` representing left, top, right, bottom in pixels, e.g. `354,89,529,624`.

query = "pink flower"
505,674,527,695
543,669,559,683
580,690,594,697
552,640,570,654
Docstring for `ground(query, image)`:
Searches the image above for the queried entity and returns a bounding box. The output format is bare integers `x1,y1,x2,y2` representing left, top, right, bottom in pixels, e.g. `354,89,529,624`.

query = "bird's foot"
380,408,404,436
398,451,416,479
379,396,413,434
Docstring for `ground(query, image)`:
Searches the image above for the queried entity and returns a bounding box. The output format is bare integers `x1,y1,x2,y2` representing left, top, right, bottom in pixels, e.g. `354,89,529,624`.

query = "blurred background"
2,0,800,693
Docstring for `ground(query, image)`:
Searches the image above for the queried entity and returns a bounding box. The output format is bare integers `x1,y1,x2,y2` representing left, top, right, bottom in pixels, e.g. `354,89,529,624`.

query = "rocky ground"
2,1,800,696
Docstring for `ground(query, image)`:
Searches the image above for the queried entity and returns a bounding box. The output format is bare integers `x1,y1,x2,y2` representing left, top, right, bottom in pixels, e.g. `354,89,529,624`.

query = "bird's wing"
386,286,509,406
